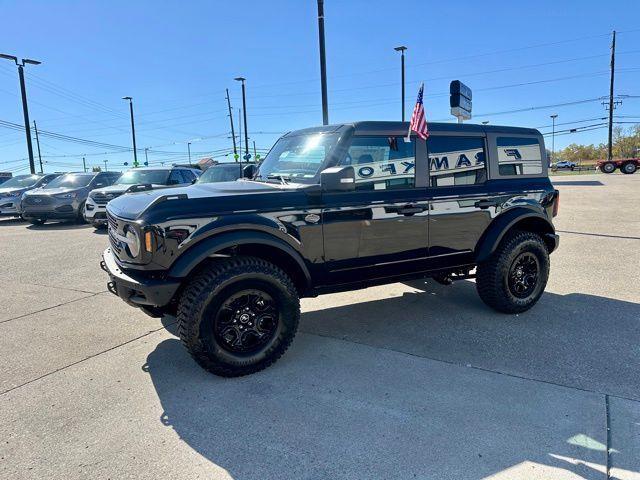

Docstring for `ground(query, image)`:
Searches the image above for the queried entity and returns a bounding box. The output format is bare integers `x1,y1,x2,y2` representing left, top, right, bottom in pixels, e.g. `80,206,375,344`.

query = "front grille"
92,192,122,206
107,211,123,256
24,195,53,206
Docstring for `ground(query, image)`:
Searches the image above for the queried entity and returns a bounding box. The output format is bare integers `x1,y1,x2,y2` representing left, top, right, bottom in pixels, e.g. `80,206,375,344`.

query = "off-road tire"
476,230,549,314
177,256,300,377
621,162,637,174
601,162,616,174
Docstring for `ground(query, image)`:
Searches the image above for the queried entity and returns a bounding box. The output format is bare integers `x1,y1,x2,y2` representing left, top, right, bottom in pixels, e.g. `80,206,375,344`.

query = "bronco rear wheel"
177,256,300,377
476,230,549,314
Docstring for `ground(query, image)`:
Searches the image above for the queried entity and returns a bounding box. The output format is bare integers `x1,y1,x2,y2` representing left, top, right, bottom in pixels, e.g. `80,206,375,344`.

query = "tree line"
554,124,640,164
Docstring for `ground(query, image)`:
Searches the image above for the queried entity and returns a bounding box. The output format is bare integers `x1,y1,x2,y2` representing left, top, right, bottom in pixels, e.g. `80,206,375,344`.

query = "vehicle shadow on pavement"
0,217,26,225
301,280,640,401
25,221,91,231
143,282,640,479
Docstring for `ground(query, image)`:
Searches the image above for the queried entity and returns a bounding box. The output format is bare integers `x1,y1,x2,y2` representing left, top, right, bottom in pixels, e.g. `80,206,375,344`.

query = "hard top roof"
283,121,541,137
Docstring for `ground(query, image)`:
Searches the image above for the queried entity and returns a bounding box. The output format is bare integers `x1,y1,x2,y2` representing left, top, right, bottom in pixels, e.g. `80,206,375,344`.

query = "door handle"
474,200,498,209
397,204,425,216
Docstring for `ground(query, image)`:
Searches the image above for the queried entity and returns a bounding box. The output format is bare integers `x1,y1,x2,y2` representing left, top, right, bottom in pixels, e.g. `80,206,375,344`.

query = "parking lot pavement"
0,173,639,479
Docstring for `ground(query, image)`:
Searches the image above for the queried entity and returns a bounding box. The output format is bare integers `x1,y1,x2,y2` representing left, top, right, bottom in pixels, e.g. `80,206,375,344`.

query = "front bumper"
545,233,560,253
0,199,20,216
101,247,180,308
21,198,79,219
84,197,107,223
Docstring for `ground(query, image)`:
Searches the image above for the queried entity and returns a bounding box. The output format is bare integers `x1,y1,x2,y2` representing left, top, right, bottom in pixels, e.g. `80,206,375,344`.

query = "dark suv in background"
102,121,559,377
84,166,200,228
22,171,120,225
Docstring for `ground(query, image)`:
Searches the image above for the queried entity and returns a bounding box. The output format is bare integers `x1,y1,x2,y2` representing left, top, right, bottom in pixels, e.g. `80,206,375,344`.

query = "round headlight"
125,227,140,258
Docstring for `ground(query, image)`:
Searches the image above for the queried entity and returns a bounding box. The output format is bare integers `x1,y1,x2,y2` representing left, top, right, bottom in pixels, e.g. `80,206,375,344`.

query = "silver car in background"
0,173,61,218
21,171,120,225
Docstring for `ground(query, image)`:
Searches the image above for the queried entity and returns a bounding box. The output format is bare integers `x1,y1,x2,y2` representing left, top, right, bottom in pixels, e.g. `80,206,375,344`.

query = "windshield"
198,164,243,183
44,174,94,189
115,169,170,185
1,174,42,189
256,133,339,183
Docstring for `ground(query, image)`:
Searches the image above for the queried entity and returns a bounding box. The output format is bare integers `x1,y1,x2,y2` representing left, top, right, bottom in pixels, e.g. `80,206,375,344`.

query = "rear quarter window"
496,137,543,176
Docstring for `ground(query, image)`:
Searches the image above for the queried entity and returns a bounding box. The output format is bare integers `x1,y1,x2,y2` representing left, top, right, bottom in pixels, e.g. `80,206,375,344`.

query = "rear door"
322,134,430,284
426,134,493,268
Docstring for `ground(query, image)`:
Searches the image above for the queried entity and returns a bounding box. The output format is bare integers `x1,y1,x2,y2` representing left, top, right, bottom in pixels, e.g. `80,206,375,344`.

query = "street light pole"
550,114,558,165
187,142,192,165
317,0,329,125
234,77,249,160
0,54,41,174
122,96,139,167
394,46,407,121
144,147,149,165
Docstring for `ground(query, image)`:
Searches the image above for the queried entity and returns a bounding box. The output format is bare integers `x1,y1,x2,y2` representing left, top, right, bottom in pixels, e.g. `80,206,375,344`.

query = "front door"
322,135,430,284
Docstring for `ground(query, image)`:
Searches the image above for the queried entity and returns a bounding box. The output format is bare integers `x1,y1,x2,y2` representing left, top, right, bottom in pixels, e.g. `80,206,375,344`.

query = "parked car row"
0,163,245,227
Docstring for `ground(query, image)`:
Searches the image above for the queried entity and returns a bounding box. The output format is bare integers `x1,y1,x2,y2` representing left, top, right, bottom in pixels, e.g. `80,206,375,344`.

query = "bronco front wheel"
177,256,300,377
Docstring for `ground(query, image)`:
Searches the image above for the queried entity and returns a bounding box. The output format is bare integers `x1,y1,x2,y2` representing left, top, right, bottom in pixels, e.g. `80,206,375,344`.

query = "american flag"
408,83,429,140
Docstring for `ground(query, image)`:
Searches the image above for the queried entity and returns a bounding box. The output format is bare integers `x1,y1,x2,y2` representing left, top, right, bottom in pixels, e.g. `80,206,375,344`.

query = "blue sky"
1,0,639,174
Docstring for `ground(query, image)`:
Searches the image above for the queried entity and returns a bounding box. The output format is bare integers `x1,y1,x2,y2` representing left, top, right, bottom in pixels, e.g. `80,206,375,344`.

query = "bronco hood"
106,180,287,220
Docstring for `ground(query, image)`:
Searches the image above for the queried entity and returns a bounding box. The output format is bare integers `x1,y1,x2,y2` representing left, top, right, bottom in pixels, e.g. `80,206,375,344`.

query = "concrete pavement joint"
556,230,640,241
0,322,176,396
304,330,640,404
605,394,612,479
0,292,106,326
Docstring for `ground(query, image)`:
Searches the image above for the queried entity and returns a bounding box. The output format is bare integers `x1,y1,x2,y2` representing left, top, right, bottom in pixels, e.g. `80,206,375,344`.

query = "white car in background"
84,166,200,228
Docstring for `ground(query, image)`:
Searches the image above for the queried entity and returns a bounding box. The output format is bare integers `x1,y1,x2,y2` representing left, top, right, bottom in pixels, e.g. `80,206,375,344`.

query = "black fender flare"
167,230,312,286
475,208,556,263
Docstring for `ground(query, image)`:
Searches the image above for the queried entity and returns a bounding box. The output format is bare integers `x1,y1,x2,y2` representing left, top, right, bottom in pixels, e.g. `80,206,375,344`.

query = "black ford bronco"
101,121,559,377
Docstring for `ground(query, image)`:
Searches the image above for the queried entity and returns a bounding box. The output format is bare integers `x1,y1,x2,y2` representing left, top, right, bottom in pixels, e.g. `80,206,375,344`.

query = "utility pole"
253,140,257,160
550,114,558,165
33,120,43,173
607,30,616,162
0,54,41,174
82,157,87,173
226,88,237,156
122,96,139,167
317,0,329,125
234,77,249,160
238,107,243,162
144,147,149,165
187,142,192,165
103,159,108,171
394,46,407,121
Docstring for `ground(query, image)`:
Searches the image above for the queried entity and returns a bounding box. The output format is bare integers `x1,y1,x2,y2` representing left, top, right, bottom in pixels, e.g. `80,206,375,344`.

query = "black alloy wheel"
214,289,279,354
507,252,540,299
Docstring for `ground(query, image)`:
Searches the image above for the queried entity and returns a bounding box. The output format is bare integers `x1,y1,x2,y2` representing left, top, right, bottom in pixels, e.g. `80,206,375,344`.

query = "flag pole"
406,82,423,141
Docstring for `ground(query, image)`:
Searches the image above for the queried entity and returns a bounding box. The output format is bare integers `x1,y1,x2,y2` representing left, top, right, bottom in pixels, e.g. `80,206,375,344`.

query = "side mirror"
191,178,197,184
94,182,105,188
321,166,355,192
243,164,257,179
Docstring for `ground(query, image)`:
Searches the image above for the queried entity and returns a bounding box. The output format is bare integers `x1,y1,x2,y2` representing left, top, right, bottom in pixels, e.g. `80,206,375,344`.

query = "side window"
182,170,195,183
168,170,183,185
427,136,486,187
497,137,543,176
342,136,415,190
93,173,108,187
